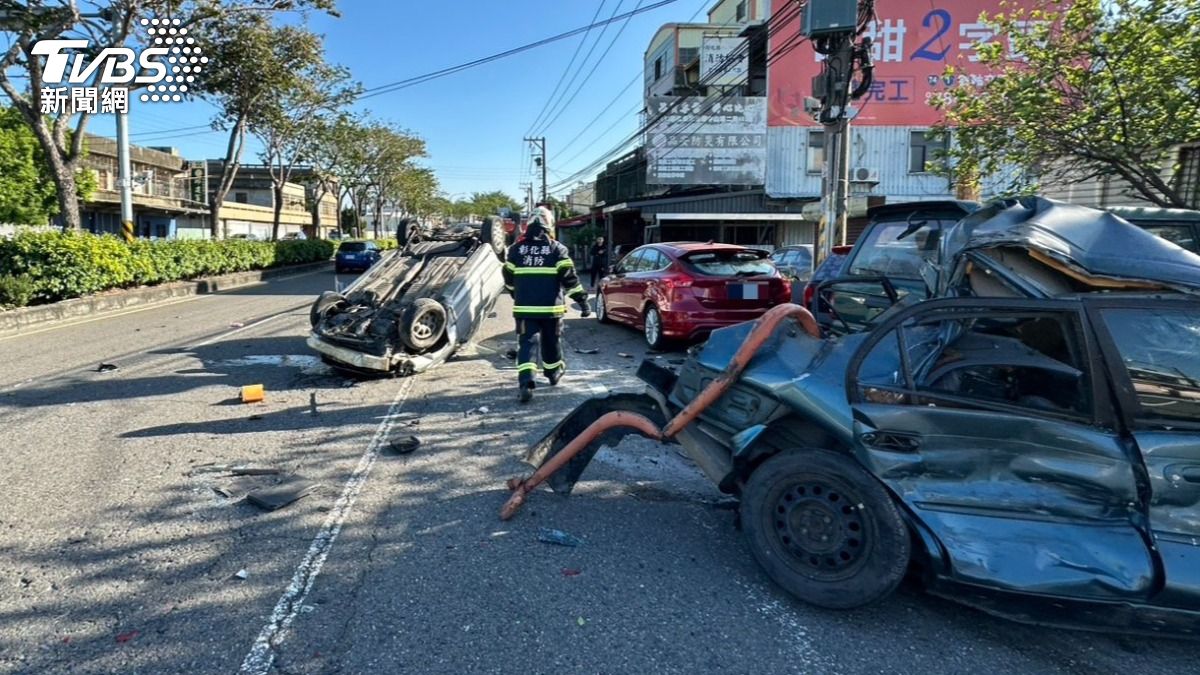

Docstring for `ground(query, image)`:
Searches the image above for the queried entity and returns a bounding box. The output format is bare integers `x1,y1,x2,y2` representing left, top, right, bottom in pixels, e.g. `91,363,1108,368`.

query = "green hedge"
335,239,396,251
0,230,334,308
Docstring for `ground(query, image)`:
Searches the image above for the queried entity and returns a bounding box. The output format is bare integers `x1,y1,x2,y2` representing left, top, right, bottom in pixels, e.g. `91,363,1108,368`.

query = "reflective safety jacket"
503,234,587,318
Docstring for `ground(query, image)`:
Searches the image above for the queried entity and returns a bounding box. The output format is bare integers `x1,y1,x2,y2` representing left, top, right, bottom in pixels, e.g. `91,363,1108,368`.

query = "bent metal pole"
499,303,821,521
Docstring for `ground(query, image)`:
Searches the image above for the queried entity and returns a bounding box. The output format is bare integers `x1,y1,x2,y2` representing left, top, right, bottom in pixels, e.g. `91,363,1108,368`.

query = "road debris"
309,392,319,415
96,363,119,373
465,406,490,417
231,569,249,581
561,568,582,577
537,527,583,547
115,630,139,644
576,617,587,626
230,322,245,328
387,434,421,455
241,384,265,404
246,475,317,511
504,349,518,360
617,352,634,359
574,348,600,355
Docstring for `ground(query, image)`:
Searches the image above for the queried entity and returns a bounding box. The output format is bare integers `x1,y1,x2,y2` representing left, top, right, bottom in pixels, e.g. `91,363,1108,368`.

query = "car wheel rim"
597,295,606,320
645,309,660,344
413,313,443,341
772,480,870,579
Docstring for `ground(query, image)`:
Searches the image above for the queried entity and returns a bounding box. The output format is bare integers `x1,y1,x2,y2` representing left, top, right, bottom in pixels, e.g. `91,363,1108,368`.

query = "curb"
0,261,330,337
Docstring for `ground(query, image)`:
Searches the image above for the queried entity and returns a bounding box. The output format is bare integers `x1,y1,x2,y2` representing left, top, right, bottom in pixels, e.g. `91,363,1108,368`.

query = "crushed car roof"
941,197,1200,295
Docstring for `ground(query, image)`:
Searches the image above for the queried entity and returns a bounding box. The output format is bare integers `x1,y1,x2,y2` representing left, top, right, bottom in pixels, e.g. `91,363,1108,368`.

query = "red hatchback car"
596,242,792,349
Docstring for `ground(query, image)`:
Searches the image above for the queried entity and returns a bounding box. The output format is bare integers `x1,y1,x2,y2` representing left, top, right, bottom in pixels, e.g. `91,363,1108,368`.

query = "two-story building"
81,135,209,239
205,162,339,240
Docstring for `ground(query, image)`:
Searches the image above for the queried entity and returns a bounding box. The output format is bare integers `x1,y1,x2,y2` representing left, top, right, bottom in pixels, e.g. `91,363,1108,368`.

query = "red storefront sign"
768,0,1041,127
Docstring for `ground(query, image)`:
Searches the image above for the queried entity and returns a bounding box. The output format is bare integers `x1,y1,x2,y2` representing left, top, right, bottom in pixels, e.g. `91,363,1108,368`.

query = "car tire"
741,449,911,610
480,217,506,261
398,298,448,352
596,292,613,324
310,290,346,328
643,305,666,350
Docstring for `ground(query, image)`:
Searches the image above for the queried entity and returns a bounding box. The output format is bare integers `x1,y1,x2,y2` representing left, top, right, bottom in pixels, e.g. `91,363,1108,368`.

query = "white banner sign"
647,96,767,186
700,36,748,86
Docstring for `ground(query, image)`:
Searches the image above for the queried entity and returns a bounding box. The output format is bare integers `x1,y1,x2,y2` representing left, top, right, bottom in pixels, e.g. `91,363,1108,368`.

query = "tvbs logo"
34,18,206,114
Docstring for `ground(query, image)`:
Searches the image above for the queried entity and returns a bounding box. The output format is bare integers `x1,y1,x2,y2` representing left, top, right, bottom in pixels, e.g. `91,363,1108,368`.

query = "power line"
547,0,745,170
524,0,610,137
530,0,634,138
547,3,803,192
356,0,684,101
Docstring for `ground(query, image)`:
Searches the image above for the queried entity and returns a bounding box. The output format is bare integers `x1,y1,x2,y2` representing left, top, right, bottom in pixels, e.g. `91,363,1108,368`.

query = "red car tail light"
802,283,816,308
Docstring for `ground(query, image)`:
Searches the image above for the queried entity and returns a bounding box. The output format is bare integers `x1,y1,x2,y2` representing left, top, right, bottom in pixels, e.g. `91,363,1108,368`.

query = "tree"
467,190,521,217
253,50,359,241
301,111,359,237
0,1,335,232
934,0,1200,208
194,13,333,239
357,123,427,238
0,105,62,224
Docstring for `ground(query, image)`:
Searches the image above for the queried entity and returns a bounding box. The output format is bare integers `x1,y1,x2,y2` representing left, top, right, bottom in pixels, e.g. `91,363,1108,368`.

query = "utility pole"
525,137,546,203
112,11,135,243
802,0,874,265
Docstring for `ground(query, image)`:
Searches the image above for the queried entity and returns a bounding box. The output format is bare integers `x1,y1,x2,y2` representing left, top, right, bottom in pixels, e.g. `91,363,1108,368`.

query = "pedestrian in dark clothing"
502,216,589,403
588,236,608,289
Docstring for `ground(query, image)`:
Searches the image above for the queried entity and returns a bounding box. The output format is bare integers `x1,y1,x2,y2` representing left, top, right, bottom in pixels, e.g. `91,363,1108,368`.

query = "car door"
631,249,668,324
846,298,1156,601
1089,298,1200,608
605,249,645,322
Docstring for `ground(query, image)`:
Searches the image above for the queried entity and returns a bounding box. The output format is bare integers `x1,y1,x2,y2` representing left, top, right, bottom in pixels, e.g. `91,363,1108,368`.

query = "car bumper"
659,307,776,340
308,334,392,371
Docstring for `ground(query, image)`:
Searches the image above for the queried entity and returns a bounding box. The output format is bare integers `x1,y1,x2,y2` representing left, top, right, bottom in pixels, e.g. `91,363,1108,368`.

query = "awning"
556,213,598,229
654,212,810,222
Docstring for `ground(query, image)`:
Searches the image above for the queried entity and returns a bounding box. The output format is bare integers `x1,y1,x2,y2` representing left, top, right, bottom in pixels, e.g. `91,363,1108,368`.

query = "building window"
1176,146,1200,209
654,57,663,80
736,1,747,21
909,131,947,174
235,192,248,204
807,130,825,174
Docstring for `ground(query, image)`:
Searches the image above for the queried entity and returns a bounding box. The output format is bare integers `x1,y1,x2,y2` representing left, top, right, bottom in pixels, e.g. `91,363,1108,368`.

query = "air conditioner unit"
851,167,880,183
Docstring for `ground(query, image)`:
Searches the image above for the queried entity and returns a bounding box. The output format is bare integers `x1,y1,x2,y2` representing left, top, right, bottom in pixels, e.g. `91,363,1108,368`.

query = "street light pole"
112,12,135,243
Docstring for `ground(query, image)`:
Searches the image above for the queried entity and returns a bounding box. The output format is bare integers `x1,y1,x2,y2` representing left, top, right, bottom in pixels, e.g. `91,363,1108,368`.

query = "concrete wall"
707,0,766,25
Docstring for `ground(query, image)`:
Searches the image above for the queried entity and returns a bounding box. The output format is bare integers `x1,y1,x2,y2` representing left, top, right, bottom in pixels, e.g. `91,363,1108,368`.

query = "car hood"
937,197,1200,296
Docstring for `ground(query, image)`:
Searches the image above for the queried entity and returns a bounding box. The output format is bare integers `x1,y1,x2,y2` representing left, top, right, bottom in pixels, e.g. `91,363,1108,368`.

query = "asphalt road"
0,267,1194,674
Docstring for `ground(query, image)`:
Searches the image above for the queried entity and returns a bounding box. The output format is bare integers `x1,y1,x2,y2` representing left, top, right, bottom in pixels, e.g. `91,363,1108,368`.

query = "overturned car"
308,220,507,375
501,198,1200,635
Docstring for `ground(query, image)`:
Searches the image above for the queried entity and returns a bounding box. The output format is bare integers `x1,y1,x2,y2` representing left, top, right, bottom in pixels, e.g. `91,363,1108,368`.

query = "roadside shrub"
0,274,35,308
0,230,335,306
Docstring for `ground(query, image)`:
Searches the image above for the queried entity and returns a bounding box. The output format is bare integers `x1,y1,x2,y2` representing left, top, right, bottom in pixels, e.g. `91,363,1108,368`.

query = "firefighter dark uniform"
502,221,589,402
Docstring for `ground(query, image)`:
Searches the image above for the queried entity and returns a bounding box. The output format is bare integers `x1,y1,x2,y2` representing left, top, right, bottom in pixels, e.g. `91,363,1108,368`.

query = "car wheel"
480,217,506,261
596,292,613,324
741,449,911,610
643,306,666,350
310,290,346,328
399,298,448,352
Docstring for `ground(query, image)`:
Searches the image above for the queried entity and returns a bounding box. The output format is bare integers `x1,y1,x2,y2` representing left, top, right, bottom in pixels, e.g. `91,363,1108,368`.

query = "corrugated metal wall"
777,222,815,246
766,126,1015,203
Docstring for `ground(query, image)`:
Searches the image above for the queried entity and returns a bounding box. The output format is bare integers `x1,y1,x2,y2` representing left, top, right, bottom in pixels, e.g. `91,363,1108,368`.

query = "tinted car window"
683,250,774,277
340,242,368,252
645,250,670,271
1101,307,1200,424
622,249,648,272
848,218,958,279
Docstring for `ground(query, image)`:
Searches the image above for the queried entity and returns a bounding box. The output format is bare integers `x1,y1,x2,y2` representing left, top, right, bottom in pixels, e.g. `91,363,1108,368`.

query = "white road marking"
192,311,293,347
239,377,416,675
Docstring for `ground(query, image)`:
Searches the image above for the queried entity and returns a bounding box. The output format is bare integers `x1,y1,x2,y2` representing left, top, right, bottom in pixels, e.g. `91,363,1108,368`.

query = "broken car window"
848,219,953,280
856,311,1091,417
1101,308,1200,425
683,250,774,277
918,314,1091,416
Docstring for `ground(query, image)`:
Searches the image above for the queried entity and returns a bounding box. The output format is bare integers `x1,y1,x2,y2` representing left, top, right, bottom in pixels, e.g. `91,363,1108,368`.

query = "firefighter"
502,209,590,403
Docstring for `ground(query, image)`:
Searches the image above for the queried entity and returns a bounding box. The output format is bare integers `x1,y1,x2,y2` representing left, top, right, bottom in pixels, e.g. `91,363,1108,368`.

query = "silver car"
307,220,507,375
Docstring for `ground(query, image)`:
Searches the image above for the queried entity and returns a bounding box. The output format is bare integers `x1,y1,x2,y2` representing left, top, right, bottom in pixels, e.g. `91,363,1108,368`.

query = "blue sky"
86,0,716,202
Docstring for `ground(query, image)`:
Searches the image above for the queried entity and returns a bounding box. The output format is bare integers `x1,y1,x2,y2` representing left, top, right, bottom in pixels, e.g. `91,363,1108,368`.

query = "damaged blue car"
501,198,1200,636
